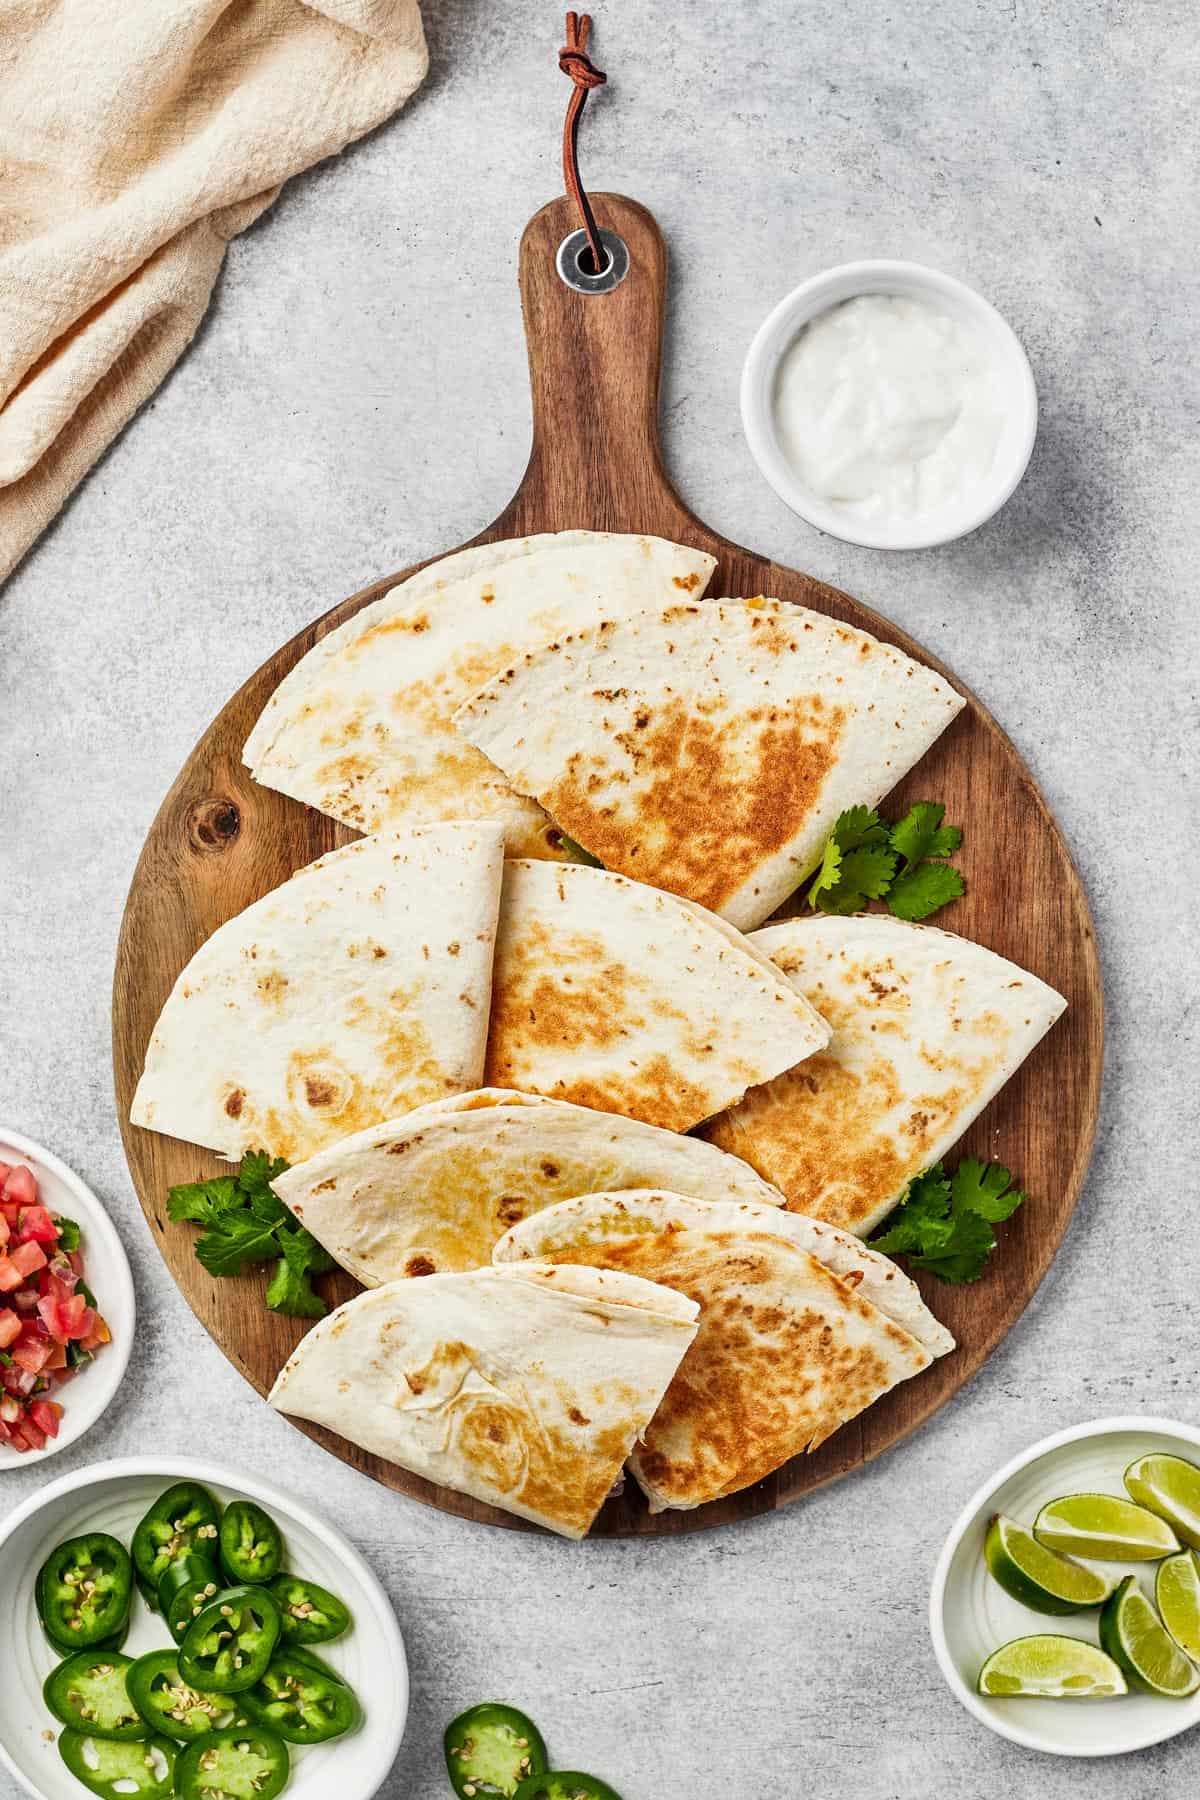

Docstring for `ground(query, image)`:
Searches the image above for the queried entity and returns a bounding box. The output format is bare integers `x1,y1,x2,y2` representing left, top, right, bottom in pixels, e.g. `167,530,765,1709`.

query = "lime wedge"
1034,1492,1181,1561
977,1635,1127,1698
1100,1575,1200,1696
1156,1551,1200,1658
1125,1454,1200,1551
985,1515,1113,1614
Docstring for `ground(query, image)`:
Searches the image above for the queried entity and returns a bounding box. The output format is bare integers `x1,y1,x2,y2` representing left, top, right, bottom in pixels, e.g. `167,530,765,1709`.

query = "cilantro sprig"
167,1151,334,1318
807,802,965,920
868,1157,1028,1283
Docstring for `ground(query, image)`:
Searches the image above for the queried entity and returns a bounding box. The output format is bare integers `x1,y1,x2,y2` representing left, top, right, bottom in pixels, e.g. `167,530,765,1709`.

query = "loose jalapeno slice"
38,1534,133,1650
159,1552,222,1642
513,1776,624,1800
57,1729,176,1799
179,1584,281,1692
444,1703,549,1798
268,1572,352,1645
175,1725,289,1800
44,1653,147,1741
237,1648,361,1744
219,1501,284,1585
286,1644,347,1683
131,1482,221,1591
126,1648,239,1742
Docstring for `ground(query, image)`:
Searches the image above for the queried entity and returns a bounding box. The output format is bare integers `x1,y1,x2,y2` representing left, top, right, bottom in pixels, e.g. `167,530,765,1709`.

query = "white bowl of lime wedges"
931,1417,1200,1756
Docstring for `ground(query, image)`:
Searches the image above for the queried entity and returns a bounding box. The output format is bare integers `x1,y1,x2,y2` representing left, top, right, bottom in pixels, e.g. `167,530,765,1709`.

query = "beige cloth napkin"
0,0,427,583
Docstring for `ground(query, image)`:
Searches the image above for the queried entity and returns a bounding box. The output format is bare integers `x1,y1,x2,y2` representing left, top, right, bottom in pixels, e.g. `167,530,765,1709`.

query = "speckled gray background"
2,1,1198,1794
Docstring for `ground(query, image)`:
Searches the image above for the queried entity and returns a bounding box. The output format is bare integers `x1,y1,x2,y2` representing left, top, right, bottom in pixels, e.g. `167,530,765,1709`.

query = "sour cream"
772,294,1008,525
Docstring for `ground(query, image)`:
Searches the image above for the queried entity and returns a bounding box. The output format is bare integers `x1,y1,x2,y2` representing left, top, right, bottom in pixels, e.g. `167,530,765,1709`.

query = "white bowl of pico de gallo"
0,1129,134,1462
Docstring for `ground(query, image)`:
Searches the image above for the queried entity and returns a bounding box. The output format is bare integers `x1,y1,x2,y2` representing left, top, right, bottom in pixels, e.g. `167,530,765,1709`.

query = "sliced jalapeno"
158,1552,222,1642
131,1482,221,1592
125,1648,240,1742
219,1501,284,1585
179,1584,281,1693
513,1776,624,1800
57,1728,176,1799
268,1572,352,1645
175,1724,289,1800
43,1653,147,1741
444,1703,549,1798
37,1534,133,1650
237,1647,361,1744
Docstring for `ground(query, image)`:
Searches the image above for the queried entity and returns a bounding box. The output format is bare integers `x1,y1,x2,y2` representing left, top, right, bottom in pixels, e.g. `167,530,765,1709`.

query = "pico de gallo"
0,1160,110,1452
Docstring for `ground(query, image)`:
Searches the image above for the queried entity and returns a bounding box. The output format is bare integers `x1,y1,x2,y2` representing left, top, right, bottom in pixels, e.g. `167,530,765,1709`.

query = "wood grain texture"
112,195,1103,1537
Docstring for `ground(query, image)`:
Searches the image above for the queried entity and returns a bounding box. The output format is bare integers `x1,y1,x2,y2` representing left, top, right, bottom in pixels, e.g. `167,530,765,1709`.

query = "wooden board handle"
496,192,691,537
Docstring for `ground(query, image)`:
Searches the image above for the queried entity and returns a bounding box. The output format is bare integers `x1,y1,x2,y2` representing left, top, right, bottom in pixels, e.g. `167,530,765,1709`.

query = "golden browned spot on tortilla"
224,1087,245,1119
495,1195,528,1228
532,1230,914,1506
311,1178,338,1195
538,696,846,913
671,572,701,591
404,1254,437,1277
568,1406,591,1426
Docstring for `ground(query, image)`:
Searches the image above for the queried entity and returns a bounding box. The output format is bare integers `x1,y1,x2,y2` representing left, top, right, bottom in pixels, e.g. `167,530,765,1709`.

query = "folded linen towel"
0,0,427,583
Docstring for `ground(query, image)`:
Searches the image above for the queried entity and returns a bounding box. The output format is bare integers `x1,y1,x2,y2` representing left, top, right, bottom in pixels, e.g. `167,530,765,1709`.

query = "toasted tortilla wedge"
482,861,830,1133
267,1261,699,1539
453,598,964,928
243,533,716,855
130,822,504,1162
493,1189,955,1358
702,914,1067,1235
272,1088,786,1283
494,1191,931,1511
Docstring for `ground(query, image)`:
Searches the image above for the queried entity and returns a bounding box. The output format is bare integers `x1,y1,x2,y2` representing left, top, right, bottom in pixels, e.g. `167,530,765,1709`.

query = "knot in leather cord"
559,13,608,277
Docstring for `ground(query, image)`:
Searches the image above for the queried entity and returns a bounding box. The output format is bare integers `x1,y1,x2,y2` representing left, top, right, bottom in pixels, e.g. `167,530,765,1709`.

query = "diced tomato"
0,1257,22,1294
0,1310,19,1349
15,1205,58,1244
36,1296,64,1337
11,1339,51,1376
0,1163,10,1187
10,1241,47,1279
81,1315,111,1350
0,1395,18,1423
13,1417,46,1452
0,1215,8,1250
28,1399,61,1438
2,1167,37,1209
41,1342,68,1370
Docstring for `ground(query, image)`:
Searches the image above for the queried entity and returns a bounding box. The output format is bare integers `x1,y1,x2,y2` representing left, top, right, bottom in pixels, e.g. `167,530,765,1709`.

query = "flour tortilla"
243,533,717,855
493,1188,954,1358
703,914,1067,1235
267,1261,699,1539
452,598,964,928
130,823,504,1162
493,1191,931,1511
483,861,830,1133
272,1087,786,1284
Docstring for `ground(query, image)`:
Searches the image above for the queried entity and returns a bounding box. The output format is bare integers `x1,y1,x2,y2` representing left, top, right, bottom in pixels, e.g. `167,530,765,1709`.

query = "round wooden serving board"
113,195,1103,1537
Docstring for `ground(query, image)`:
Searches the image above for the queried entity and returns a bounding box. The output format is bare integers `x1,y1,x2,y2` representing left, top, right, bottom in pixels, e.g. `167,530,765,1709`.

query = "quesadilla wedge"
267,1261,700,1538
130,822,504,1162
493,1189,955,1358
452,598,964,928
702,913,1067,1235
272,1087,786,1283
493,1191,932,1511
483,861,830,1132
243,533,717,855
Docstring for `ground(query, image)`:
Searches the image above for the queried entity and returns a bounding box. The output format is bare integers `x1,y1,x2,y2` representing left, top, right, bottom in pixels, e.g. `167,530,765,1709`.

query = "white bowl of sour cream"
741,260,1037,550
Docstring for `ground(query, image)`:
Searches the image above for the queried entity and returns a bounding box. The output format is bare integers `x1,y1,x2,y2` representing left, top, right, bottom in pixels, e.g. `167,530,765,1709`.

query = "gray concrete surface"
2,1,1198,1794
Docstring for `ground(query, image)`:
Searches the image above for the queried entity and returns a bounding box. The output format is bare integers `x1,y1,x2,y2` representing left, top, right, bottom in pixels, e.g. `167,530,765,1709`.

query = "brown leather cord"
559,12,608,275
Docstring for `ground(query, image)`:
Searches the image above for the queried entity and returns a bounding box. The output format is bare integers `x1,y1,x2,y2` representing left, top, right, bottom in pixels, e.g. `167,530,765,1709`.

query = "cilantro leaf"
928,823,963,858
194,1213,281,1278
887,861,966,921
888,802,948,871
833,806,889,852
951,1157,1027,1223
168,1152,331,1313
837,844,898,900
903,1209,996,1282
869,1154,1029,1283
265,1226,331,1318
807,837,843,909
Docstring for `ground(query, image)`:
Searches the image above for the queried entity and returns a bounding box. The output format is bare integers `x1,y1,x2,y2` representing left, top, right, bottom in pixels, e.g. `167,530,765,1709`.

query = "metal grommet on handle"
556,226,629,295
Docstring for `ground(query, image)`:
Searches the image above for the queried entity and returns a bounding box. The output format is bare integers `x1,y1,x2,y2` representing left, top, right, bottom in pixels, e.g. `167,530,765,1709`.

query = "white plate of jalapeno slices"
0,1456,407,1800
